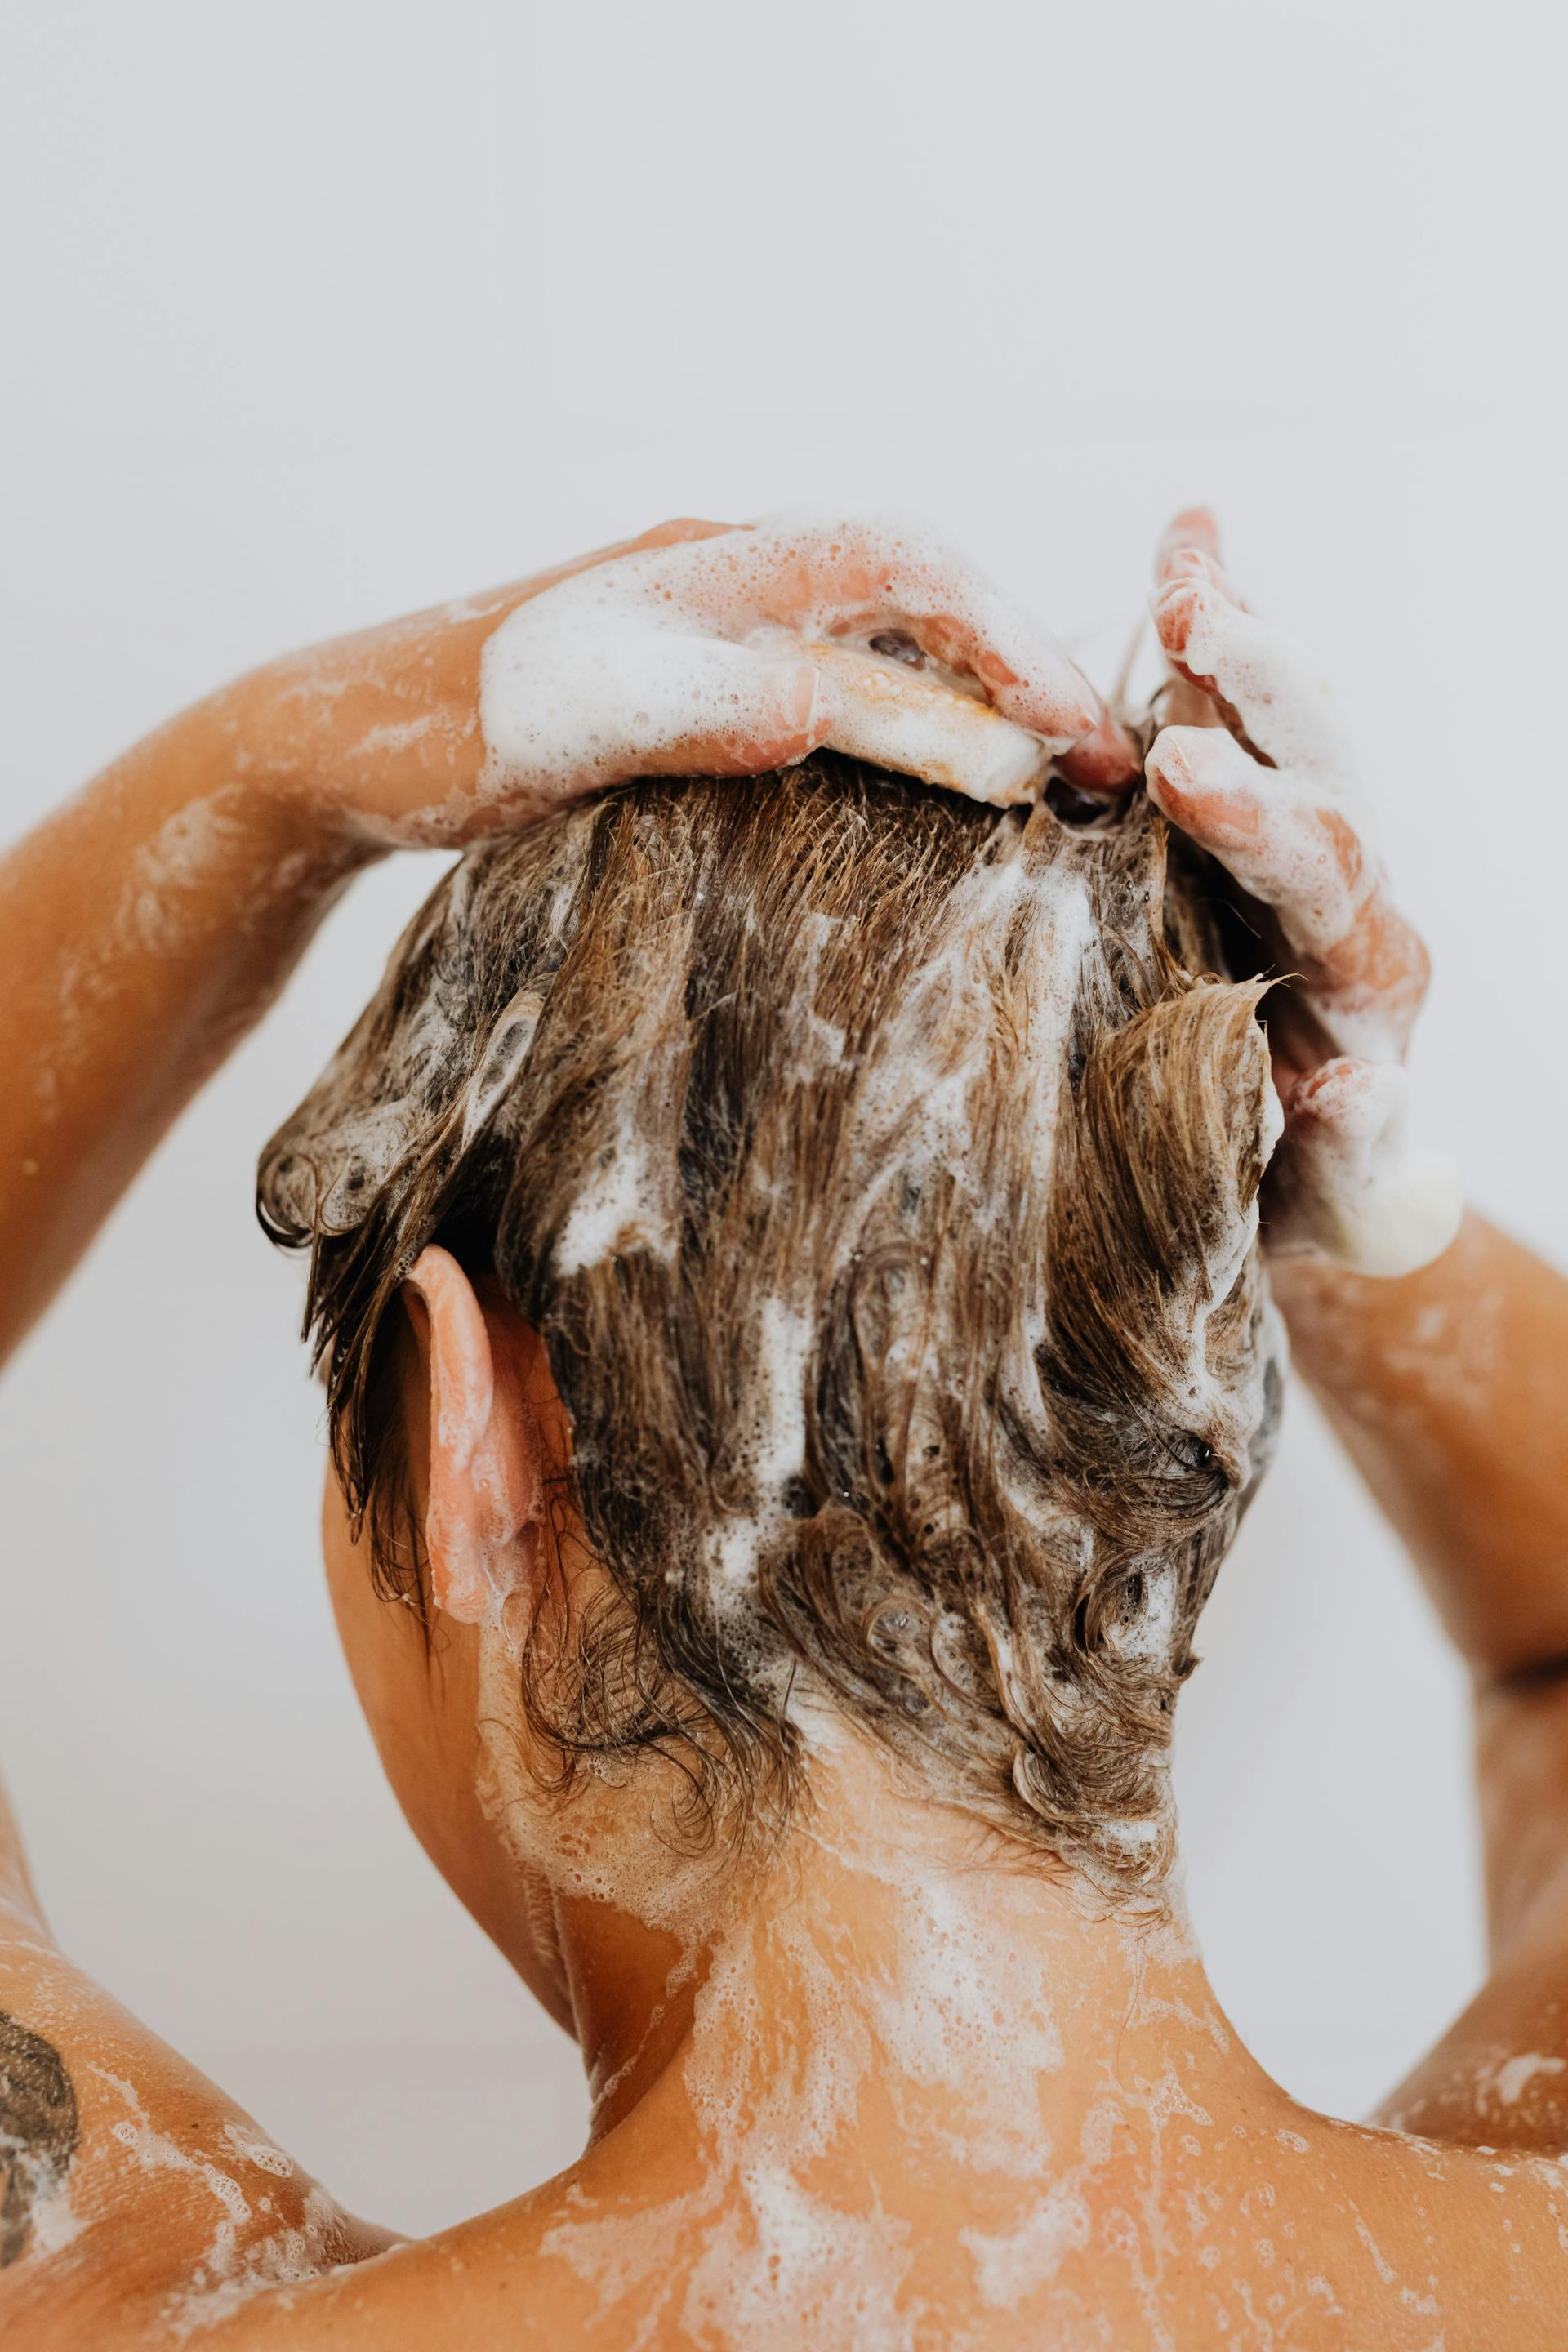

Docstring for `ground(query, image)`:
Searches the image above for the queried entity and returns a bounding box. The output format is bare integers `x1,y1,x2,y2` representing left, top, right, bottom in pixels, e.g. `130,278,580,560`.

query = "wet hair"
258,755,1282,1894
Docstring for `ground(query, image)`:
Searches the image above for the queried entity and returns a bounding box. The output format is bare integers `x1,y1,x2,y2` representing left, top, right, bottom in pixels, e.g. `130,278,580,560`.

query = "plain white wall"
2,0,1564,2238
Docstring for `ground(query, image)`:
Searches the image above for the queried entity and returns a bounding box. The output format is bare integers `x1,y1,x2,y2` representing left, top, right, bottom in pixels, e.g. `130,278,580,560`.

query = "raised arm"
0,520,727,1361
1274,1222,1568,2145
1271,1222,1568,1700
0,508,1130,1370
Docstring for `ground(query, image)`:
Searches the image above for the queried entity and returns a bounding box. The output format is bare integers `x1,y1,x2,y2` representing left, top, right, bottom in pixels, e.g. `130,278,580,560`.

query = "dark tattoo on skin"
0,2011,79,2265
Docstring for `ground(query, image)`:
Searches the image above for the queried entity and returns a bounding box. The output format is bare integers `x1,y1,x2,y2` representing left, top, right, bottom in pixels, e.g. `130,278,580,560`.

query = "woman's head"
260,757,1281,1919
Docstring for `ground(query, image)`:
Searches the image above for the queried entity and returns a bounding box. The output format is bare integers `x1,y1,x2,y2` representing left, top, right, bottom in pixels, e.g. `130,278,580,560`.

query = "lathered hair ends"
259,757,1281,1894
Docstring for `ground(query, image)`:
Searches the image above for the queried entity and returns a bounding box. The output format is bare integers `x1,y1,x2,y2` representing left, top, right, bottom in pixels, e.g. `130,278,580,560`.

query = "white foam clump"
555,1126,674,1277
961,2184,1091,2308
853,831,1097,1206
479,506,1094,814
700,1294,815,1610
1283,1060,1462,1279
1490,2052,1567,2109
751,1294,813,1492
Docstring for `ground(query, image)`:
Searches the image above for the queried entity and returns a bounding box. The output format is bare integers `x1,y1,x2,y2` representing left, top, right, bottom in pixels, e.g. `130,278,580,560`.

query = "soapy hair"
258,757,1281,1893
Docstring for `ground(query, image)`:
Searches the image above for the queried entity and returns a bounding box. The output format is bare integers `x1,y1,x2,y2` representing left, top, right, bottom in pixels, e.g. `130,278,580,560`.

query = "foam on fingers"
481,626,832,801
1145,724,1269,853
737,505,1109,746
1175,595,1353,782
478,507,1120,814
1147,723,1372,962
1272,1058,1462,1278
808,644,1049,805
1147,507,1454,1273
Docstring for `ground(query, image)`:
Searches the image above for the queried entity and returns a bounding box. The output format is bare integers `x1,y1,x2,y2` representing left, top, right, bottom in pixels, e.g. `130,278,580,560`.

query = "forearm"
1270,1214,1568,1683
0,688,374,1368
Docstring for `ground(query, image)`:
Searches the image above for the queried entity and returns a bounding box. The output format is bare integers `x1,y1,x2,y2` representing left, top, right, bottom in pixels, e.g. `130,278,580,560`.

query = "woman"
1,509,1561,2347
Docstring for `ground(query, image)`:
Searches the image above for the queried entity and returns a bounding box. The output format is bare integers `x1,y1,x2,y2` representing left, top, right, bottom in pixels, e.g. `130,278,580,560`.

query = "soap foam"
1147,546,1460,1279
479,507,1100,818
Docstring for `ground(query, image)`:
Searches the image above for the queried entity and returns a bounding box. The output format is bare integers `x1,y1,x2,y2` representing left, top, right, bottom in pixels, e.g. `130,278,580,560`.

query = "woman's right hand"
247,509,1138,853
1143,509,1461,1277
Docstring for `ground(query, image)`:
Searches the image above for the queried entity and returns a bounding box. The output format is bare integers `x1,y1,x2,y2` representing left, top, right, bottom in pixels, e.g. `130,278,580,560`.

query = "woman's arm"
1272,1225,1568,2149
0,509,1129,1371
0,525,700,1365
1270,1219,1568,1697
0,691,372,1363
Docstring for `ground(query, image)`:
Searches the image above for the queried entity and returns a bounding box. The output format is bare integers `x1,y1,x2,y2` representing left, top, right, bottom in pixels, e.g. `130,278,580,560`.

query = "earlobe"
402,1246,541,1627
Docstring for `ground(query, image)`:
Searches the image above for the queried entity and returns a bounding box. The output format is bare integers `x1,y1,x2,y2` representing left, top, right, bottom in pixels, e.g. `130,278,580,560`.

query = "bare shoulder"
1023,2097,1568,2351
0,1904,392,2352
11,1908,1565,2352
182,2096,1568,2352
191,2127,1568,2352
154,2176,631,2352
1302,2110,1568,2344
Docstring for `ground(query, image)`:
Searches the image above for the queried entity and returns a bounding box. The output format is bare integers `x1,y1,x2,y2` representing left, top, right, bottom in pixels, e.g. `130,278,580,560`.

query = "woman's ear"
400,1245,542,1625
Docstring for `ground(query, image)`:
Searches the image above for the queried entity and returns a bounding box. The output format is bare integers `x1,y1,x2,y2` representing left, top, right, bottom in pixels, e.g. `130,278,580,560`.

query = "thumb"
1268,1058,1462,1279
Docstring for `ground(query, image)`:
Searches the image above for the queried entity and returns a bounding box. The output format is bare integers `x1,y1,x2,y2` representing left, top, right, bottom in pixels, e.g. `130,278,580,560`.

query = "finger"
1268,1057,1462,1278
1147,721,1426,1059
479,624,834,807
1146,724,1367,959
1058,709,1145,792
1152,512,1241,722
651,648,834,778
787,506,1142,788
1155,505,1223,584
1293,870,1432,1063
697,507,1133,764
1147,719,1290,866
808,643,1049,805
1151,550,1353,782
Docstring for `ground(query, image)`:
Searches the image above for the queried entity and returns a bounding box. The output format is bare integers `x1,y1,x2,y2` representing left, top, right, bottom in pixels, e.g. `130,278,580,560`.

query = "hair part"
259,757,1281,1895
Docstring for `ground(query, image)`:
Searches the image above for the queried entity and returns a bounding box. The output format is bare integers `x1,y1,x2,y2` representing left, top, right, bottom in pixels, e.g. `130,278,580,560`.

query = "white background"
2,0,1564,2238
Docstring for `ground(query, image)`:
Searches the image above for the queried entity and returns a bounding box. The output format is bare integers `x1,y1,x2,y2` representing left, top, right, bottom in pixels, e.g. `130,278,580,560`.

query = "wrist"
220,599,504,858
187,671,391,882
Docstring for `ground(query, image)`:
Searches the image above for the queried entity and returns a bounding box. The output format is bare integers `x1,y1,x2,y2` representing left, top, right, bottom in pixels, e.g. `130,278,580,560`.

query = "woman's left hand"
1144,509,1460,1277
